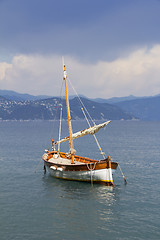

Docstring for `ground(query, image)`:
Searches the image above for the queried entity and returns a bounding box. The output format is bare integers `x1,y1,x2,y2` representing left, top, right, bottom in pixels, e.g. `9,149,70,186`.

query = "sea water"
0,120,160,240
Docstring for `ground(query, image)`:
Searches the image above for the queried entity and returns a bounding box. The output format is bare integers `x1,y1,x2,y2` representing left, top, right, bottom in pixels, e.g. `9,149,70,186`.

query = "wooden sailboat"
42,61,118,186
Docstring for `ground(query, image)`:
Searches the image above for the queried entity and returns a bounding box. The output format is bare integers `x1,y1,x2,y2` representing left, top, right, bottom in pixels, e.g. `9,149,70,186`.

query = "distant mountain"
1,90,159,120
69,97,135,120
115,96,160,121
0,96,135,120
0,90,86,101
0,90,52,101
92,95,143,104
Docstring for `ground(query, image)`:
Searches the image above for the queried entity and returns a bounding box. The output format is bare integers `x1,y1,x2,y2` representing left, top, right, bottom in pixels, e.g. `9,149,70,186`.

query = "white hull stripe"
47,166,113,182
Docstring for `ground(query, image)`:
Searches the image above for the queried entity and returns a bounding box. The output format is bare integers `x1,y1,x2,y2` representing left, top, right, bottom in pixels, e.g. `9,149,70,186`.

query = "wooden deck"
48,155,85,165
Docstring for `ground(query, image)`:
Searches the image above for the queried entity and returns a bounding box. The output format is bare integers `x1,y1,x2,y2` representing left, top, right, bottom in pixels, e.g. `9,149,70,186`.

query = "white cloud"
0,62,12,81
0,45,160,98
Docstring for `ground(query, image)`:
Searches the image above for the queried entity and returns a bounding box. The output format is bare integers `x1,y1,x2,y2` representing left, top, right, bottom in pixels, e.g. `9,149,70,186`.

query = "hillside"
1,90,159,121
115,96,160,121
92,95,139,103
0,96,134,120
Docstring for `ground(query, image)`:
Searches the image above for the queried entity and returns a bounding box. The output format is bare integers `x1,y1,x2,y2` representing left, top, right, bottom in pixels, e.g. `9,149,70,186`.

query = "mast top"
63,58,67,80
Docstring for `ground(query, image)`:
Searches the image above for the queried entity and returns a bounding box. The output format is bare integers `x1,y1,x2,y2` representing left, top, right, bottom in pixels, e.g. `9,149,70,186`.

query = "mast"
63,61,74,164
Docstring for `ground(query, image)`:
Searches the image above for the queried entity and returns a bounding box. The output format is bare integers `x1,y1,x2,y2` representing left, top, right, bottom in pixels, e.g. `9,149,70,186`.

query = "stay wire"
58,107,63,152
68,77,96,126
81,107,106,159
47,79,64,150
36,79,64,173
68,77,105,159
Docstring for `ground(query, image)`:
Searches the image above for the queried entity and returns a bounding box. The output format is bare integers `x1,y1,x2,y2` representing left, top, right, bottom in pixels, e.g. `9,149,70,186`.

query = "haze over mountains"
0,90,160,121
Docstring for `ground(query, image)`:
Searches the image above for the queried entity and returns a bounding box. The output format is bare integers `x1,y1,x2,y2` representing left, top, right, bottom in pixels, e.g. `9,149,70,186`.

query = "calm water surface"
0,120,160,240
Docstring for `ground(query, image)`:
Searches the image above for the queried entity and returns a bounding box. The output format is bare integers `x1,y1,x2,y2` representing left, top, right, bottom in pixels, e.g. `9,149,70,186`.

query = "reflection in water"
42,175,122,239
42,174,117,202
42,174,120,227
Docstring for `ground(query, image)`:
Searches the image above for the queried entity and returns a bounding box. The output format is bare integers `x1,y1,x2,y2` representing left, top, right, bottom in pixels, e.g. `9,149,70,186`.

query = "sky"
0,0,160,98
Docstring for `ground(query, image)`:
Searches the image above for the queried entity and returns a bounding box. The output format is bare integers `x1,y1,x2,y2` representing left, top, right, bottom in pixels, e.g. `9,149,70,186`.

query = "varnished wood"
43,151,118,171
63,63,74,163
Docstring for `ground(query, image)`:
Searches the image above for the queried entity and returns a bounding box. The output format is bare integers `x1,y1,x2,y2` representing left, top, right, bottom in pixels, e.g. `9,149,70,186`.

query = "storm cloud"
0,0,160,97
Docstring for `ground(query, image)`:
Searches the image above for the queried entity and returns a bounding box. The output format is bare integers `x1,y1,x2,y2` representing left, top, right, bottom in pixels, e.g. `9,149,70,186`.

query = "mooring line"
34,158,43,173
118,164,127,184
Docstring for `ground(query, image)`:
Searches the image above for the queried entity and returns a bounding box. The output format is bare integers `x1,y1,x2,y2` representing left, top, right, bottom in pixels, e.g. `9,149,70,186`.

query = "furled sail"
55,120,111,145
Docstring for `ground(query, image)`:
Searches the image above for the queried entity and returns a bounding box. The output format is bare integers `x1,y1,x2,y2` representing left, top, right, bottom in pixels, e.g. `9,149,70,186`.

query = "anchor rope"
87,162,97,186
118,163,127,184
87,162,96,171
34,158,43,173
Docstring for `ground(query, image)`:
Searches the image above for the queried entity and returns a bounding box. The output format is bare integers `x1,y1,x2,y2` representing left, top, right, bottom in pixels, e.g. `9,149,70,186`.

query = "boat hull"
45,163,113,185
43,152,118,186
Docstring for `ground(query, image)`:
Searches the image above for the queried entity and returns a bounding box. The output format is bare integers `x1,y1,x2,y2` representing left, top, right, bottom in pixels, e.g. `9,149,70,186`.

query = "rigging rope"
68,77,106,159
47,79,64,150
68,78,96,126
58,107,63,152
81,107,106,159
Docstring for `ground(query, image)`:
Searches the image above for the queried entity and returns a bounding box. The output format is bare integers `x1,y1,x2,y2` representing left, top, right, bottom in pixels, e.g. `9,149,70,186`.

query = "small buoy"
57,167,63,171
50,166,57,170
